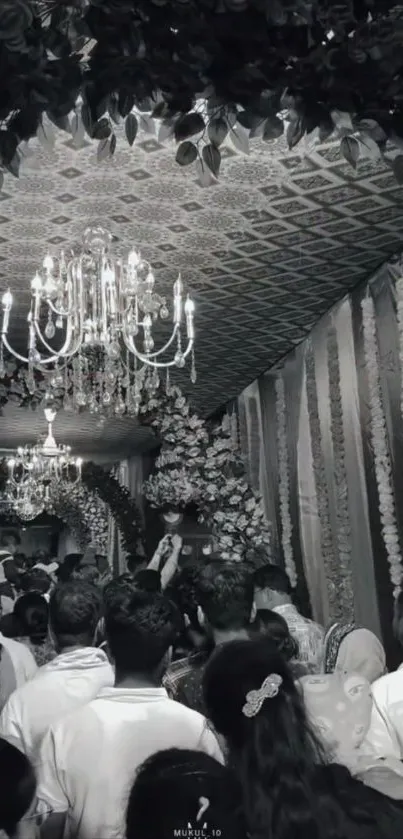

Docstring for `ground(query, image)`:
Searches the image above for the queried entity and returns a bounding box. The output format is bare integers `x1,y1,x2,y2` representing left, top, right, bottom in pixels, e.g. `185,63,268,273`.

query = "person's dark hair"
393,589,403,647
0,530,20,549
133,569,161,593
126,554,147,575
105,589,179,676
197,562,253,631
103,574,137,611
0,737,36,837
49,581,102,649
14,593,49,644
203,638,400,839
126,749,245,839
2,559,21,588
57,553,83,583
251,609,299,660
253,564,292,596
20,568,51,595
0,613,23,638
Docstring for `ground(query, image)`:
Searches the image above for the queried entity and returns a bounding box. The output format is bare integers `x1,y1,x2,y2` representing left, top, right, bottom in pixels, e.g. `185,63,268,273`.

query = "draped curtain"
236,254,403,659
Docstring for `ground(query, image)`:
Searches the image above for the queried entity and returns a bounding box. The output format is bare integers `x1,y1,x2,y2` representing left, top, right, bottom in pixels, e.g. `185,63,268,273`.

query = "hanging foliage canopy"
0,1,403,182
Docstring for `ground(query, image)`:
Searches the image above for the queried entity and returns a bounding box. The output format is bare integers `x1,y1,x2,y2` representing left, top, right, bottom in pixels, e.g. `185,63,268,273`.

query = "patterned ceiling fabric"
0,124,402,452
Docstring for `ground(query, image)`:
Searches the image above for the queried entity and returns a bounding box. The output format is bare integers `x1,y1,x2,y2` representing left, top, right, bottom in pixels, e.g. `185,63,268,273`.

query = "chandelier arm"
123,338,194,368
33,318,76,358
122,322,180,359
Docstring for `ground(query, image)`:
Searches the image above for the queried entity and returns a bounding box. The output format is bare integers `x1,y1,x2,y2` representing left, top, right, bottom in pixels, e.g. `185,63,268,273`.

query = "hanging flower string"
361,294,403,597
275,375,297,588
305,346,340,620
327,325,355,618
396,274,403,420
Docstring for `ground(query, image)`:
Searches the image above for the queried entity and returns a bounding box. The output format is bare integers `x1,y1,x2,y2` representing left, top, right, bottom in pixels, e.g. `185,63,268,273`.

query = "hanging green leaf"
110,134,117,156
71,111,85,147
195,158,216,188
125,113,138,146
118,92,135,118
97,138,110,162
236,110,261,130
331,110,354,135
92,118,111,140
318,119,334,142
230,125,249,155
263,115,283,141
158,120,174,144
139,115,155,136
286,118,305,149
174,113,205,142
340,135,360,168
0,171,3,191
357,133,381,161
208,117,228,147
47,112,70,133
176,141,197,166
81,103,93,138
37,120,55,152
392,155,403,184
108,94,121,126
2,153,20,178
202,143,221,177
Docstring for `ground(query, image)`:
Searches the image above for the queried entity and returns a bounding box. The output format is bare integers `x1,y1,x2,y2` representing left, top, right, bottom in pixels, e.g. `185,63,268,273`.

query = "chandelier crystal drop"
0,227,196,416
5,408,82,519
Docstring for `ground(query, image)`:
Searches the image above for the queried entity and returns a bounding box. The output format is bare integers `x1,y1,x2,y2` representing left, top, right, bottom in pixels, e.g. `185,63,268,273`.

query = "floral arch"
0,460,144,557
141,387,271,568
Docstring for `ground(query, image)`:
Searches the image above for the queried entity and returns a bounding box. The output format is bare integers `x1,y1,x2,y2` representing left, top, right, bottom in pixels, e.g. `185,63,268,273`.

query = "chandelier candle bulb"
185,297,195,340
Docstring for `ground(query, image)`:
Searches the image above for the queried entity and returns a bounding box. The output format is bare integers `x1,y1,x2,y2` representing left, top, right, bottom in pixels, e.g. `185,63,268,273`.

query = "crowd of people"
1,528,403,838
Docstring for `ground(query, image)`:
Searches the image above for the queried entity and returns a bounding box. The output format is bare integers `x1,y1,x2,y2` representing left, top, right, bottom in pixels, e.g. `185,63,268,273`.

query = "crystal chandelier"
5,408,82,520
0,227,196,416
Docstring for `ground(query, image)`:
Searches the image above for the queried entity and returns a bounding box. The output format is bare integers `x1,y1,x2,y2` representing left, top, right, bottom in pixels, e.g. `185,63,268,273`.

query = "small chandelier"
6,408,82,520
0,227,196,416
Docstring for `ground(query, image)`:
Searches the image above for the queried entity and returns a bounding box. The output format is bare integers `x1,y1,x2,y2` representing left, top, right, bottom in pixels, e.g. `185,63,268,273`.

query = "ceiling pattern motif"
0,126,402,452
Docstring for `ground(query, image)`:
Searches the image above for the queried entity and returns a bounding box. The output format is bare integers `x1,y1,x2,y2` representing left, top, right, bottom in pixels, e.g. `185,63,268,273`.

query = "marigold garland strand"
275,374,297,588
361,294,403,597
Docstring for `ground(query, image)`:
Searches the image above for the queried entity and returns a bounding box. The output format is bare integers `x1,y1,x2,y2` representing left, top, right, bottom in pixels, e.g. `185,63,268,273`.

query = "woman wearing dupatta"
324,622,386,684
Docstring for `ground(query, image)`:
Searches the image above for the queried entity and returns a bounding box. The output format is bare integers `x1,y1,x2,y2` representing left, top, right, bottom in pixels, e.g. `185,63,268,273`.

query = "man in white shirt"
253,564,325,673
36,586,222,839
0,632,37,711
0,580,113,759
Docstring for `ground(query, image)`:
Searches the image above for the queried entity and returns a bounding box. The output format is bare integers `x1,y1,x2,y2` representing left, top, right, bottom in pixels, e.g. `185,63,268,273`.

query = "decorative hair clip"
196,797,210,823
242,673,283,718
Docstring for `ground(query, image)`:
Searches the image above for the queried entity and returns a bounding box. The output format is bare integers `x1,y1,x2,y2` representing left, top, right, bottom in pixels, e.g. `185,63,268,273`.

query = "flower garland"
305,346,340,619
50,482,108,553
327,325,355,618
142,386,271,565
396,275,403,421
275,374,297,588
361,294,403,597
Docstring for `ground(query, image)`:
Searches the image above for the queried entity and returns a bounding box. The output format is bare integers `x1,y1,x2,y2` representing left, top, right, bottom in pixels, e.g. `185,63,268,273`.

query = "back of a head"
126,748,245,839
0,737,36,836
20,568,51,595
251,609,299,661
14,592,49,643
198,562,253,631
103,574,137,611
105,589,179,676
203,638,343,839
49,581,102,649
133,569,161,593
253,564,292,596
57,553,83,583
72,565,101,585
